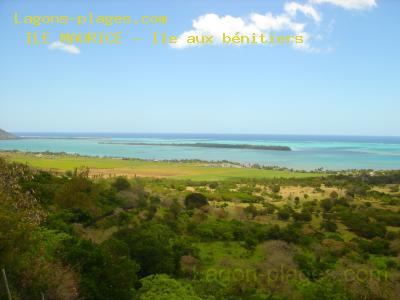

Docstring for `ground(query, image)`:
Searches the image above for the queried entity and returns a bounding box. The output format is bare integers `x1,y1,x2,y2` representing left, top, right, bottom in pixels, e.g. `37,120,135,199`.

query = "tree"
63,239,139,300
146,204,158,221
184,193,208,210
293,210,312,222
320,198,333,212
244,204,258,219
271,185,281,194
54,176,100,217
321,220,337,232
244,236,258,251
294,251,330,280
112,176,131,191
277,209,290,220
264,203,276,214
115,222,183,277
256,240,297,299
340,212,387,239
277,206,292,221
164,199,182,230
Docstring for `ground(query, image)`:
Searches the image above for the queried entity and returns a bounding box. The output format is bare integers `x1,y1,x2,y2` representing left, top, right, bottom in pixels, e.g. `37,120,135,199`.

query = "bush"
277,209,291,220
293,210,312,222
277,206,292,221
184,193,208,210
321,220,337,232
271,185,281,193
62,239,139,300
320,199,333,212
340,212,386,239
112,176,131,191
294,251,332,280
115,222,189,277
244,204,258,218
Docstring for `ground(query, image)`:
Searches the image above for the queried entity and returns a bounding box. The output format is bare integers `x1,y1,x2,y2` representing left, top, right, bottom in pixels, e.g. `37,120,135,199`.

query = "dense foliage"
1,157,400,299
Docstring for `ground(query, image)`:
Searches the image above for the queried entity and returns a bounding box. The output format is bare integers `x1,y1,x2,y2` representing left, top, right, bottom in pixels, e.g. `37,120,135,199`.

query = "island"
99,141,292,151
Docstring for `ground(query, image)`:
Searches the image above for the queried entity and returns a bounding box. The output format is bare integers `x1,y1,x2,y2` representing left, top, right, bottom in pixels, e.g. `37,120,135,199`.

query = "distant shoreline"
1,134,400,170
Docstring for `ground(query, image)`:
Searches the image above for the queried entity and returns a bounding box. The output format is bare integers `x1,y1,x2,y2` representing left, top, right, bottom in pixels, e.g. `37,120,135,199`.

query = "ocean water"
1,133,400,170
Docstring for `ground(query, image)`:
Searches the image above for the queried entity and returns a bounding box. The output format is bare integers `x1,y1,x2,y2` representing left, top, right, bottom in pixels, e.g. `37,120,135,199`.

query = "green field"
0,151,321,181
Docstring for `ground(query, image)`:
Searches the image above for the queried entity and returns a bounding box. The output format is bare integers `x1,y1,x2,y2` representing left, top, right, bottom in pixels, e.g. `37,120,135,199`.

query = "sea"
1,133,400,170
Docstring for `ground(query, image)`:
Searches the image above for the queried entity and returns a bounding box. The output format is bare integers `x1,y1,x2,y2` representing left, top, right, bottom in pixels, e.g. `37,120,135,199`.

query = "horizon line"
9,131,400,138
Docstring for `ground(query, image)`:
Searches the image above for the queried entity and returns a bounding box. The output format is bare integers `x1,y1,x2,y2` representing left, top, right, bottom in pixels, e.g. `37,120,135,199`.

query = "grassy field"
0,151,322,181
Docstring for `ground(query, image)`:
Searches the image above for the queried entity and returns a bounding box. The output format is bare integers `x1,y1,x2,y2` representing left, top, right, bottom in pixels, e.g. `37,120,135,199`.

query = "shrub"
277,209,290,221
244,204,258,218
321,220,337,232
115,222,189,277
62,239,139,300
184,193,208,210
112,177,131,191
320,198,333,212
293,210,312,222
271,185,281,193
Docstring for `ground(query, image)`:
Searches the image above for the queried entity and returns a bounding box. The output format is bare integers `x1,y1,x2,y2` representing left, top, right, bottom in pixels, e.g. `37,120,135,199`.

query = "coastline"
1,149,395,174
1,134,400,171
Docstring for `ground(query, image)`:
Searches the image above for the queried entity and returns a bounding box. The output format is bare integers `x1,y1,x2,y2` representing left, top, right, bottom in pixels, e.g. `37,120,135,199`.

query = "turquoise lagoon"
1,133,400,170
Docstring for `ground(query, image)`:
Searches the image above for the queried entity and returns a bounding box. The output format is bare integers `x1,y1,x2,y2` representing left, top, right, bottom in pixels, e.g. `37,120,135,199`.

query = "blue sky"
0,0,399,135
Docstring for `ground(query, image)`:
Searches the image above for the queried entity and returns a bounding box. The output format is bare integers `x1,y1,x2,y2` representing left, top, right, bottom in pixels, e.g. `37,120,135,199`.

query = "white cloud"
310,0,377,10
284,2,322,22
172,13,305,49
173,30,203,49
172,0,377,51
250,13,305,32
172,14,261,49
48,41,80,54
193,14,261,36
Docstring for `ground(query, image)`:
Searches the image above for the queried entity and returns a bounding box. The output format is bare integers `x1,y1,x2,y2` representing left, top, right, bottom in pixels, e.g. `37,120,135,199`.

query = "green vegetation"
0,151,320,181
1,157,400,299
185,193,209,210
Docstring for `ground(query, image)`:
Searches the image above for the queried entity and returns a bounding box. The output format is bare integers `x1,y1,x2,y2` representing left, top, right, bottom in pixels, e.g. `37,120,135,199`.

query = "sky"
0,0,399,136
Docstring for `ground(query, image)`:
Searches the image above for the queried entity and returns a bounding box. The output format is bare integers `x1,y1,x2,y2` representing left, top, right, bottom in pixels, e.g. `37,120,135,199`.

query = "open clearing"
0,151,322,181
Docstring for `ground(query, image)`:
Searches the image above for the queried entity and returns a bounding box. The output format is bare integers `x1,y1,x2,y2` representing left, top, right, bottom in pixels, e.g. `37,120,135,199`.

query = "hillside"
0,128,17,139
0,157,399,299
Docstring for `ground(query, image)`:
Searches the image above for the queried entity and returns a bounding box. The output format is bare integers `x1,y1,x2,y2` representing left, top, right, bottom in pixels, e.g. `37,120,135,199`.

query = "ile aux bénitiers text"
14,12,304,47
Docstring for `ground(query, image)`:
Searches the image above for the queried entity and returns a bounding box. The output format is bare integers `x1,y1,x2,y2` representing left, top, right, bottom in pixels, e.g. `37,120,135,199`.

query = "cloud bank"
172,0,378,51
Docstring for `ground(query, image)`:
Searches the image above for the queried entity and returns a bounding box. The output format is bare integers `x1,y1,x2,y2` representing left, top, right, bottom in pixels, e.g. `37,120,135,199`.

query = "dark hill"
0,129,18,139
